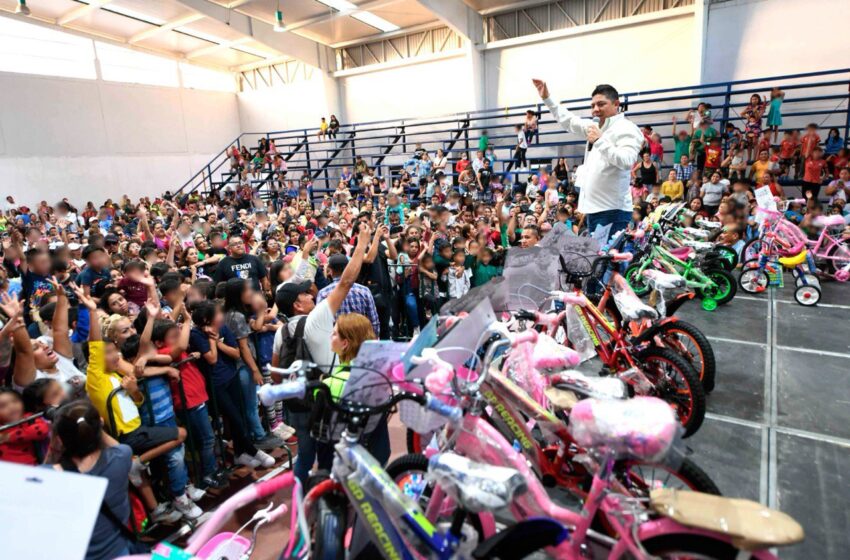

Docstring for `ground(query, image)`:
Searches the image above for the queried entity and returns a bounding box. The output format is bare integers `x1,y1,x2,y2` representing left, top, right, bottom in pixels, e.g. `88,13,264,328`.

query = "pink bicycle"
806,214,850,281
392,329,804,559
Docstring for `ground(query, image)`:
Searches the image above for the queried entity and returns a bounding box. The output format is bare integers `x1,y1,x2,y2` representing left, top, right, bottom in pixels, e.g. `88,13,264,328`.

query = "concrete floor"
171,275,850,559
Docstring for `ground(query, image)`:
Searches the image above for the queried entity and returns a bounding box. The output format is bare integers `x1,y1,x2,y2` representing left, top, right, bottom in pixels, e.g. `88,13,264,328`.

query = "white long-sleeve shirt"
543,96,643,214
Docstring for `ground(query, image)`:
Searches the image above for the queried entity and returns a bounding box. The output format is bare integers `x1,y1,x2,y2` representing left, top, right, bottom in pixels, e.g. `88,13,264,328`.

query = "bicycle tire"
713,245,739,269
619,457,721,497
739,263,769,294
825,242,850,274
656,321,716,394
637,347,706,437
385,453,485,538
700,268,737,305
625,263,651,296
312,494,347,560
639,533,750,559
742,238,762,262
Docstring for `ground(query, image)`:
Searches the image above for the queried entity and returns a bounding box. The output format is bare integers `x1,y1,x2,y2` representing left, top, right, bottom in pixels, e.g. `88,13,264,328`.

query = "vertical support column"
692,0,710,84
844,81,850,147
720,84,732,157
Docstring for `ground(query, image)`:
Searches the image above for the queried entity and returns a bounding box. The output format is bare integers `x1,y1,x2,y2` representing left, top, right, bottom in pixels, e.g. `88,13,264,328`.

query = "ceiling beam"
414,0,483,43
128,13,204,44
274,0,401,34
186,36,251,59
174,0,330,69
58,0,114,26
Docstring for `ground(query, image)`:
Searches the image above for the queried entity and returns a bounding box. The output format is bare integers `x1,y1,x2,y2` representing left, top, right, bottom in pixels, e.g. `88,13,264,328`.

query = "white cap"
68,243,82,251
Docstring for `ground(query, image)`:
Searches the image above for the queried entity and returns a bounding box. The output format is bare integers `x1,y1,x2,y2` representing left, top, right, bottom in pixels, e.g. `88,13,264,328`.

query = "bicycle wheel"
638,533,756,560
625,263,651,296
739,265,769,294
385,454,486,539
637,347,706,437
742,238,762,262
655,321,716,394
826,242,850,274
699,268,737,305
713,245,739,269
618,457,721,497
311,493,347,560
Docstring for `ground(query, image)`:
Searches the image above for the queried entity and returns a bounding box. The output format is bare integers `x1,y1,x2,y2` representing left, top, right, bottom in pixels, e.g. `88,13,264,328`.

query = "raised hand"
46,275,65,297
532,79,549,100
0,292,24,319
70,282,97,311
144,296,161,320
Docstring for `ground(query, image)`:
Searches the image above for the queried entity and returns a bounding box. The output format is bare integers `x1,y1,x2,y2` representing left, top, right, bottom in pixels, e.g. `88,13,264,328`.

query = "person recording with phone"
532,79,643,241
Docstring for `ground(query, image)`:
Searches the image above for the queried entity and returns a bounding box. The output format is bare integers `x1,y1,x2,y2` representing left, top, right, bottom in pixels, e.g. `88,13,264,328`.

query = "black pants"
213,376,258,457
801,181,821,200
372,292,392,340
514,147,527,168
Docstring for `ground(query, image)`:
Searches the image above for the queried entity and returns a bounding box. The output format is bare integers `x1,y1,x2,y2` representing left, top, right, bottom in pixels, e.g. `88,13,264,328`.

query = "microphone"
587,117,600,152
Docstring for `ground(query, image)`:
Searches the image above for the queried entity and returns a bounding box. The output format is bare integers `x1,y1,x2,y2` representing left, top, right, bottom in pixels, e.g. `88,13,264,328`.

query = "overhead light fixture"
15,0,31,16
274,9,285,32
351,12,399,32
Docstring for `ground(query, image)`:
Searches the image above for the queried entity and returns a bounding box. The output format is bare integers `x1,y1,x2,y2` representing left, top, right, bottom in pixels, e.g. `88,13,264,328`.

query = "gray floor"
672,279,850,560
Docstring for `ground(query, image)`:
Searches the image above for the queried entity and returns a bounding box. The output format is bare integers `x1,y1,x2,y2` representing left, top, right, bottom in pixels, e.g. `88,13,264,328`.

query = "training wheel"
795,273,819,288
701,298,718,311
835,269,850,282
794,285,820,306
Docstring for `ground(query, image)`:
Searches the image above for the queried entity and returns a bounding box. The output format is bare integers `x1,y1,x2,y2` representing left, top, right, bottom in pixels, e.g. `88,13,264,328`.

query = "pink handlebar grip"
511,329,538,347
255,472,295,500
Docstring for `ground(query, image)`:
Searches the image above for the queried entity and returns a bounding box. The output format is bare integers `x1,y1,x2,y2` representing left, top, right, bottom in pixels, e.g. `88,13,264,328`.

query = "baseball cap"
275,280,312,317
104,234,119,244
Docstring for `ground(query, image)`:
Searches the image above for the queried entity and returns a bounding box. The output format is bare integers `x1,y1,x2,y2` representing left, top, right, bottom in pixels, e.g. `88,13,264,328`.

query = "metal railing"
176,68,850,201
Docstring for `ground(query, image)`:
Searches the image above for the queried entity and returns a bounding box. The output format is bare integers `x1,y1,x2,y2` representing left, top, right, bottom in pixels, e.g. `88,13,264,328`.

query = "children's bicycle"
625,224,737,309
390,337,804,560
261,361,567,560
807,214,850,281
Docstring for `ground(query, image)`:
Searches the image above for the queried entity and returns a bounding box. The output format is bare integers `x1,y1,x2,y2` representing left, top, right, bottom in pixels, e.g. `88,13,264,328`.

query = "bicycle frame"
429,402,777,559
640,245,714,292
309,429,465,560
809,227,849,262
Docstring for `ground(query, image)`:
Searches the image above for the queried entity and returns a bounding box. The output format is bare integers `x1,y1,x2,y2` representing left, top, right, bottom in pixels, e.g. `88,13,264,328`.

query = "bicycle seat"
642,269,687,290
778,250,808,268
650,489,804,551
568,397,678,462
668,246,693,260
427,453,526,513
545,372,627,410
814,215,846,228
614,291,659,322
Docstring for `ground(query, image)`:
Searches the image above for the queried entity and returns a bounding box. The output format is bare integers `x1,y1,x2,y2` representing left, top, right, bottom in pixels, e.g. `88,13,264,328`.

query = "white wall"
702,0,850,83
237,69,341,133
484,12,698,108
0,72,240,208
340,54,475,123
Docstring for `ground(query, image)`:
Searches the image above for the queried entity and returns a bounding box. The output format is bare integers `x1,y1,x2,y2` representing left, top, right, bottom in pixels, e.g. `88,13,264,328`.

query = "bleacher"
175,68,850,203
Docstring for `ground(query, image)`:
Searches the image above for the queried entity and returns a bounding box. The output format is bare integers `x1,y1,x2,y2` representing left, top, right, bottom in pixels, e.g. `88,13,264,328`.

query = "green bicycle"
625,225,737,310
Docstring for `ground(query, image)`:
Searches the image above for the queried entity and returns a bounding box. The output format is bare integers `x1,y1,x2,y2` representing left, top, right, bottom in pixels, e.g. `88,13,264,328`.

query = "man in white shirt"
533,80,643,241
514,124,529,171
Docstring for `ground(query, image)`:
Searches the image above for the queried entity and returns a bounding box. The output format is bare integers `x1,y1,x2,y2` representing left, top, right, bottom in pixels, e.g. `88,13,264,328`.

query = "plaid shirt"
316,280,381,337
674,163,694,182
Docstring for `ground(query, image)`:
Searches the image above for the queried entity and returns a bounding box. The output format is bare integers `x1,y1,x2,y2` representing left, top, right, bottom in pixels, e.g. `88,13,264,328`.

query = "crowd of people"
0,82,847,559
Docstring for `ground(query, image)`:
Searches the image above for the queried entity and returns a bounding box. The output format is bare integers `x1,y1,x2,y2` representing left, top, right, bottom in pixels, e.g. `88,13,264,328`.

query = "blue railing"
175,68,850,199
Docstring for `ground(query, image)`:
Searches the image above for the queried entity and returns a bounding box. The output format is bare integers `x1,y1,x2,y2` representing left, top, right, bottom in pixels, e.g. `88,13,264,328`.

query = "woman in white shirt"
433,149,448,175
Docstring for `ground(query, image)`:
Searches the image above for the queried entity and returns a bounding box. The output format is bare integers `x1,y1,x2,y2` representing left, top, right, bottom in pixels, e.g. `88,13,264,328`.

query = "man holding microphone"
533,79,643,240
